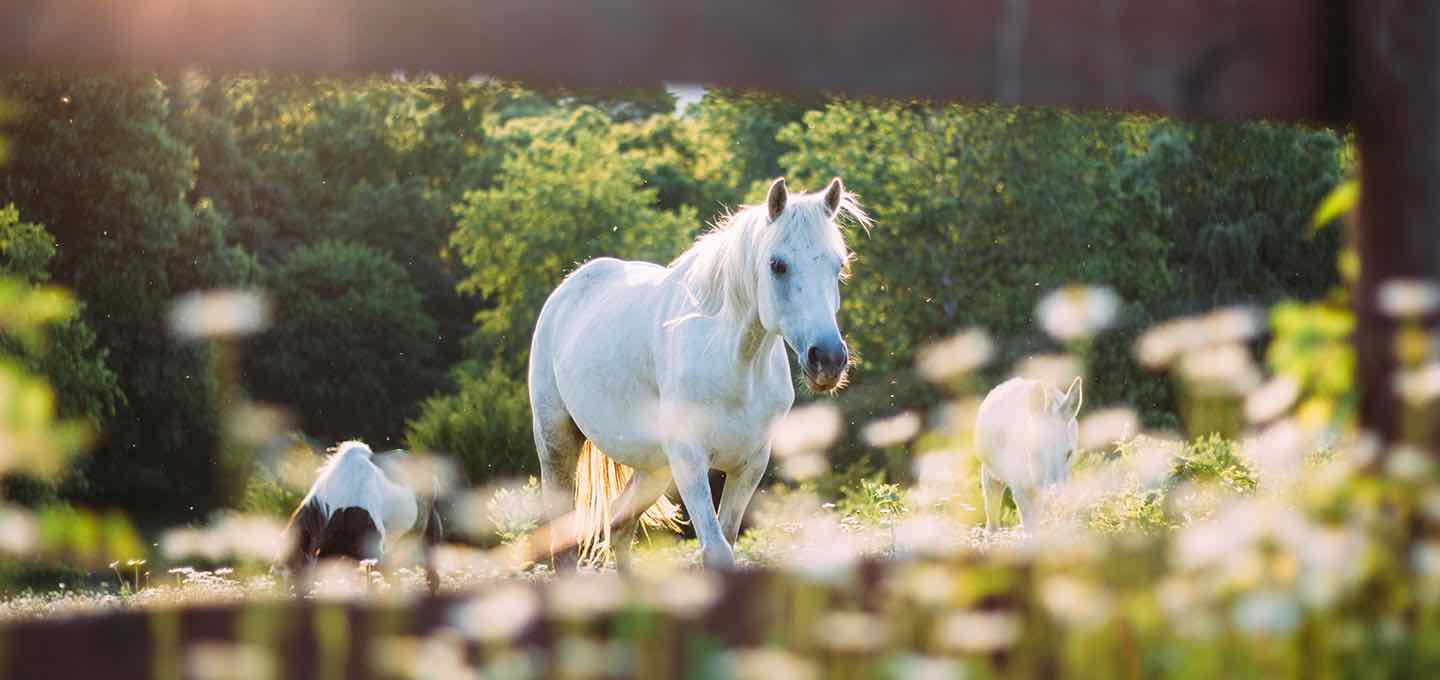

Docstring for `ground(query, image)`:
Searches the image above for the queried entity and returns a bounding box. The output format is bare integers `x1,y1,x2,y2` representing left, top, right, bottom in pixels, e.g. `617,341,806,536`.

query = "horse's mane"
671,187,870,320
313,440,373,480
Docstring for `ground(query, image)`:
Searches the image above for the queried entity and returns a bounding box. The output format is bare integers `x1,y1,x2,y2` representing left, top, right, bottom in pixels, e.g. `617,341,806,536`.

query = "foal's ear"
1055,376,1083,421
823,177,845,217
767,177,788,223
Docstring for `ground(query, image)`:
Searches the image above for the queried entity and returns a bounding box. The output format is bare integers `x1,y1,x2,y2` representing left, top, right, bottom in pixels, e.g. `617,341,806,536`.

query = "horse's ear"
767,177,788,223
1056,376,1083,421
1030,382,1051,414
823,177,844,216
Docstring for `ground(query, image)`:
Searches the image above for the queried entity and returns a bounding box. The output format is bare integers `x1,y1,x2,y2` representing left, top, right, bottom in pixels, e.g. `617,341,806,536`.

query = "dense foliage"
0,73,1344,519
243,241,439,445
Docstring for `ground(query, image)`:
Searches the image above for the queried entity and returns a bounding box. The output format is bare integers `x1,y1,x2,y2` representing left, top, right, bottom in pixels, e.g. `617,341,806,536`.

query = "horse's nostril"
807,346,819,368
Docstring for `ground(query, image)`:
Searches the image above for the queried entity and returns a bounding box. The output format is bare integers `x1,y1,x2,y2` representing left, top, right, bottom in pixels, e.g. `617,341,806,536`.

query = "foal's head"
755,177,868,392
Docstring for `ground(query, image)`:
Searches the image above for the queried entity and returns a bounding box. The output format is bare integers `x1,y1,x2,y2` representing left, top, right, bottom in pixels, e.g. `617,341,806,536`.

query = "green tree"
406,363,535,484
0,204,121,505
450,107,695,370
0,74,253,520
244,241,440,445
780,102,1341,472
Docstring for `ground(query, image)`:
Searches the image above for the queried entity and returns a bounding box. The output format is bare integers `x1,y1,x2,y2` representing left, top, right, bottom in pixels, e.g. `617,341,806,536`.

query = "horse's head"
755,177,866,393
1033,376,1084,486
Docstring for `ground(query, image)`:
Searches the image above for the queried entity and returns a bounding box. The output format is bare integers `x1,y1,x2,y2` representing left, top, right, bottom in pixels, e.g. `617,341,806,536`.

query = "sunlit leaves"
1310,179,1358,234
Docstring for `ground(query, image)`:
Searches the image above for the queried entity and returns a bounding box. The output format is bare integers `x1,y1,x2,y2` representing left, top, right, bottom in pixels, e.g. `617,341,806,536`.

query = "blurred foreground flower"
727,648,818,680
1177,343,1261,394
1014,353,1082,387
770,403,842,457
862,411,922,448
1079,408,1140,450
168,289,270,340
160,513,286,564
1378,278,1440,319
452,583,539,642
1036,284,1120,342
187,643,275,680
1137,306,1262,370
915,328,993,383
932,610,1021,653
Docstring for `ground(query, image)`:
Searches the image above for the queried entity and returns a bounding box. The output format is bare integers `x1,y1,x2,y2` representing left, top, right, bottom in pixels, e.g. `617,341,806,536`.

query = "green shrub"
406,364,536,486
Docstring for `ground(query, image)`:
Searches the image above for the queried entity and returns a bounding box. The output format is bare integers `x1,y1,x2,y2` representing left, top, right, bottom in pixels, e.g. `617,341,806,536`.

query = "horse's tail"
573,440,686,566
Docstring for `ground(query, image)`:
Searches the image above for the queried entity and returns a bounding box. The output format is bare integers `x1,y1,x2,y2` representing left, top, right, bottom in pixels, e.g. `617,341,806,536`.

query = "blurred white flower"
376,634,473,679
893,513,963,558
168,289,270,340
1128,437,1181,489
1240,419,1311,490
1202,306,1264,346
728,648,818,680
882,655,963,680
1135,319,1190,369
453,583,539,642
186,643,275,680
1378,278,1440,318
1014,353,1082,388
1413,541,1440,577
781,514,863,584
892,563,959,608
862,411,922,448
814,611,890,653
1245,376,1302,424
932,610,1021,653
1079,408,1140,451
311,559,368,600
1177,343,1261,394
1298,526,1367,607
1040,575,1113,628
1232,589,1301,636
0,506,37,556
633,569,720,619
770,404,842,458
1395,362,1440,405
224,403,292,447
909,451,962,508
1386,446,1435,483
1036,285,1120,342
915,328,994,383
547,573,628,621
778,451,828,481
1136,309,1258,370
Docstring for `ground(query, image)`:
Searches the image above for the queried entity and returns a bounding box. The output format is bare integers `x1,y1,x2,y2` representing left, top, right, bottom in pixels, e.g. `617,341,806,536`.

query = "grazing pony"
974,376,1083,530
529,176,869,570
282,440,444,593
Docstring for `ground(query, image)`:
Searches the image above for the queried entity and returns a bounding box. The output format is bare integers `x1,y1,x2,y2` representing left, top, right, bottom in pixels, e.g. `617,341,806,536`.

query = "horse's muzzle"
804,340,849,391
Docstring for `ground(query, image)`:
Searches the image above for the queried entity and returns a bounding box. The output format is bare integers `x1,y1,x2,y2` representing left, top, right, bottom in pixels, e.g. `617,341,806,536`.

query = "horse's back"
530,257,677,464
975,378,1044,475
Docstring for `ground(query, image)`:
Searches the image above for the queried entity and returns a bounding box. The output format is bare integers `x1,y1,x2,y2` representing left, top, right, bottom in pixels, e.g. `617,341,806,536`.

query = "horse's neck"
668,246,783,377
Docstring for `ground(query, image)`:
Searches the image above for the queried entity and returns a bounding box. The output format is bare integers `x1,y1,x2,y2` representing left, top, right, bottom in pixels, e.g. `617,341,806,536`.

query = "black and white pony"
281,440,444,594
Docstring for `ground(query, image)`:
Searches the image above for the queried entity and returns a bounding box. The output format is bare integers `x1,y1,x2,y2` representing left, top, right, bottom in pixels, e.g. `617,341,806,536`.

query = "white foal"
974,376,1083,530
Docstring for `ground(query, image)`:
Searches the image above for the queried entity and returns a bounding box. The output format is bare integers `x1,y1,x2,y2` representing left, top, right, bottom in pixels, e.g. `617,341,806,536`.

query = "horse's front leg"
718,446,770,547
665,441,734,569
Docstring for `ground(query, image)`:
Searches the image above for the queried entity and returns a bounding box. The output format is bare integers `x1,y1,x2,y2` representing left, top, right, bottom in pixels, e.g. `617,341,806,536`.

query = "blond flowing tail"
573,440,686,566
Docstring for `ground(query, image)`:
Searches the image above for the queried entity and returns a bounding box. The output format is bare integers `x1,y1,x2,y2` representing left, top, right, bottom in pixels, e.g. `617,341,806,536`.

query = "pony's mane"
671,187,870,319
314,439,373,479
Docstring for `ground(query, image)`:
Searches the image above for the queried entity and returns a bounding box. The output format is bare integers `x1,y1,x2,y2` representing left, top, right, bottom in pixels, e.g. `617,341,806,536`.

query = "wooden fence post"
1348,0,1440,450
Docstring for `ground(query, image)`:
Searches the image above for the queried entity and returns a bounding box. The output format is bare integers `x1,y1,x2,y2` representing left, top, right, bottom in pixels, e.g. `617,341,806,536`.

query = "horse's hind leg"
533,404,585,572
980,466,1005,532
609,466,675,574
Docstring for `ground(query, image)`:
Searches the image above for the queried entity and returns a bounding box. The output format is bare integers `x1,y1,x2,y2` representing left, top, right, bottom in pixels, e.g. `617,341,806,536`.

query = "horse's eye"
770,258,788,276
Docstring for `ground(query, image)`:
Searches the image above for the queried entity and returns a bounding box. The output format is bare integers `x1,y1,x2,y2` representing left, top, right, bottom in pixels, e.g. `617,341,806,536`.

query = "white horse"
974,376,1083,530
282,440,444,592
529,177,868,570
